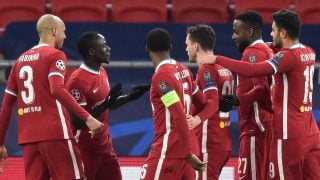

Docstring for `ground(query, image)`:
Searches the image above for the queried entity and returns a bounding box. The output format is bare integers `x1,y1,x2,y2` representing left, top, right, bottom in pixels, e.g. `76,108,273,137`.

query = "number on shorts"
140,164,148,179
269,162,275,178
238,157,247,175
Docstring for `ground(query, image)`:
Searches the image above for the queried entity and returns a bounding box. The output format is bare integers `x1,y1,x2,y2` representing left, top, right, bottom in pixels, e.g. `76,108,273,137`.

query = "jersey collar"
32,43,50,49
290,43,305,49
80,63,100,75
155,59,177,72
249,39,264,46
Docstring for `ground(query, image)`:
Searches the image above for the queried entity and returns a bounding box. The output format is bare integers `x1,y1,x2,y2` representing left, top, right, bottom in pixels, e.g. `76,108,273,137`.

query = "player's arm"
70,83,123,129
156,77,205,170
0,65,18,146
188,67,219,129
154,74,192,154
215,55,274,77
0,93,17,146
49,53,103,134
237,50,272,105
109,84,150,110
215,50,297,77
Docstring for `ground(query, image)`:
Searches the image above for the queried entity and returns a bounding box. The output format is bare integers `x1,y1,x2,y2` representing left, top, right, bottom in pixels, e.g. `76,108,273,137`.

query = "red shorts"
140,157,196,180
238,134,268,180
23,139,85,180
268,134,320,180
199,151,230,180
80,149,121,180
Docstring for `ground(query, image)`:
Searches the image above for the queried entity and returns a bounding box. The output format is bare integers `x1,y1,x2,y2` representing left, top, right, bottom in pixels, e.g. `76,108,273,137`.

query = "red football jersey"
148,59,199,159
237,41,274,136
5,44,76,144
216,43,319,139
66,64,113,154
267,44,319,139
195,64,233,152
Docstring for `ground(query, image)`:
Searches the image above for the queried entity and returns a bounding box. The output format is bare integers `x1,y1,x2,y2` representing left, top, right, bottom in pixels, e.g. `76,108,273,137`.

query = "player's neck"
197,50,213,66
84,61,101,71
283,39,300,49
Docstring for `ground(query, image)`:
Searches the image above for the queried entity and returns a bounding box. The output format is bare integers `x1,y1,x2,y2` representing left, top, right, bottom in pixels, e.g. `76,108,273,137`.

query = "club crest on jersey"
158,82,169,93
248,54,256,63
70,89,80,100
56,60,65,70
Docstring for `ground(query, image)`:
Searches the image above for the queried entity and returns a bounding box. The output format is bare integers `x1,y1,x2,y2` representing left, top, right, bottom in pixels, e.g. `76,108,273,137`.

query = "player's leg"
199,151,230,180
238,135,258,180
23,143,50,180
79,149,99,180
141,157,188,180
37,139,85,180
303,134,320,180
268,138,305,180
96,153,122,180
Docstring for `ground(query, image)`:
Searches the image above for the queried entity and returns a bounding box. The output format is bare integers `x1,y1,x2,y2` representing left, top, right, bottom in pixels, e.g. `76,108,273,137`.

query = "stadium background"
0,0,319,179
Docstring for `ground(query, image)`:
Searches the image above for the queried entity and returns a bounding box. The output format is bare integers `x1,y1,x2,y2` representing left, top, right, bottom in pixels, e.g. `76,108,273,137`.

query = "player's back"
6,44,73,144
150,59,195,159
270,44,319,139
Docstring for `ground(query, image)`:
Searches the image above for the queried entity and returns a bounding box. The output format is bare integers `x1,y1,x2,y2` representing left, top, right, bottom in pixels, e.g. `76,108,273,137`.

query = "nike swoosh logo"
239,175,246,180
93,88,99,93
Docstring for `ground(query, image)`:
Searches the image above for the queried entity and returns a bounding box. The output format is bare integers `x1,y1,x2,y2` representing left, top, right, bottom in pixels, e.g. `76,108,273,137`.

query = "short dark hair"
186,24,215,51
146,28,171,52
77,31,101,58
235,10,263,30
272,9,301,39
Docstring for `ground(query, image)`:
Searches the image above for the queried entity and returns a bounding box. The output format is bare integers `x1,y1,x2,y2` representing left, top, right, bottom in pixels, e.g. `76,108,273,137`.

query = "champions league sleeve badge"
203,71,216,88
56,59,66,70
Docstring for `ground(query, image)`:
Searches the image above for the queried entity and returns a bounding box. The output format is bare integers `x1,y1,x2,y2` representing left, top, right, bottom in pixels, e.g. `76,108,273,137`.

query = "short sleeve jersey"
267,44,319,139
237,41,274,135
196,64,233,152
149,59,197,159
5,44,74,144
66,64,113,154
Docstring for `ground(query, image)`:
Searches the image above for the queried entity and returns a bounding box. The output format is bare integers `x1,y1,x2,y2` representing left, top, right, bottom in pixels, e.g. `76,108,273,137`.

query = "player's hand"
0,146,8,174
187,154,207,171
105,83,123,107
199,54,217,65
85,115,104,138
127,84,151,102
219,95,240,112
186,114,201,129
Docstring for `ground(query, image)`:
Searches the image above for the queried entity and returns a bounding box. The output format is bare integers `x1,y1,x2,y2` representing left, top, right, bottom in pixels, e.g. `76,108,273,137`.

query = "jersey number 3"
19,66,35,104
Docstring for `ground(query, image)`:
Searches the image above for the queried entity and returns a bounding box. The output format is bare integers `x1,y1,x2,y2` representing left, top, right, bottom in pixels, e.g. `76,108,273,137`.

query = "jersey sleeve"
216,55,274,77
48,51,67,79
194,65,219,121
152,72,192,155
5,63,18,96
49,73,89,121
267,50,297,74
0,93,17,145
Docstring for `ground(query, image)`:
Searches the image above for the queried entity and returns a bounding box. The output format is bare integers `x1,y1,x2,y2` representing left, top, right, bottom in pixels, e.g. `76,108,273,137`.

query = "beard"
273,39,282,49
238,39,251,53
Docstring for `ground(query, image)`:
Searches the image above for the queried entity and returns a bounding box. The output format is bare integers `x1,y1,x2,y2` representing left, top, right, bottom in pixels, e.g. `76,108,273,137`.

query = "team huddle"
0,9,319,180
